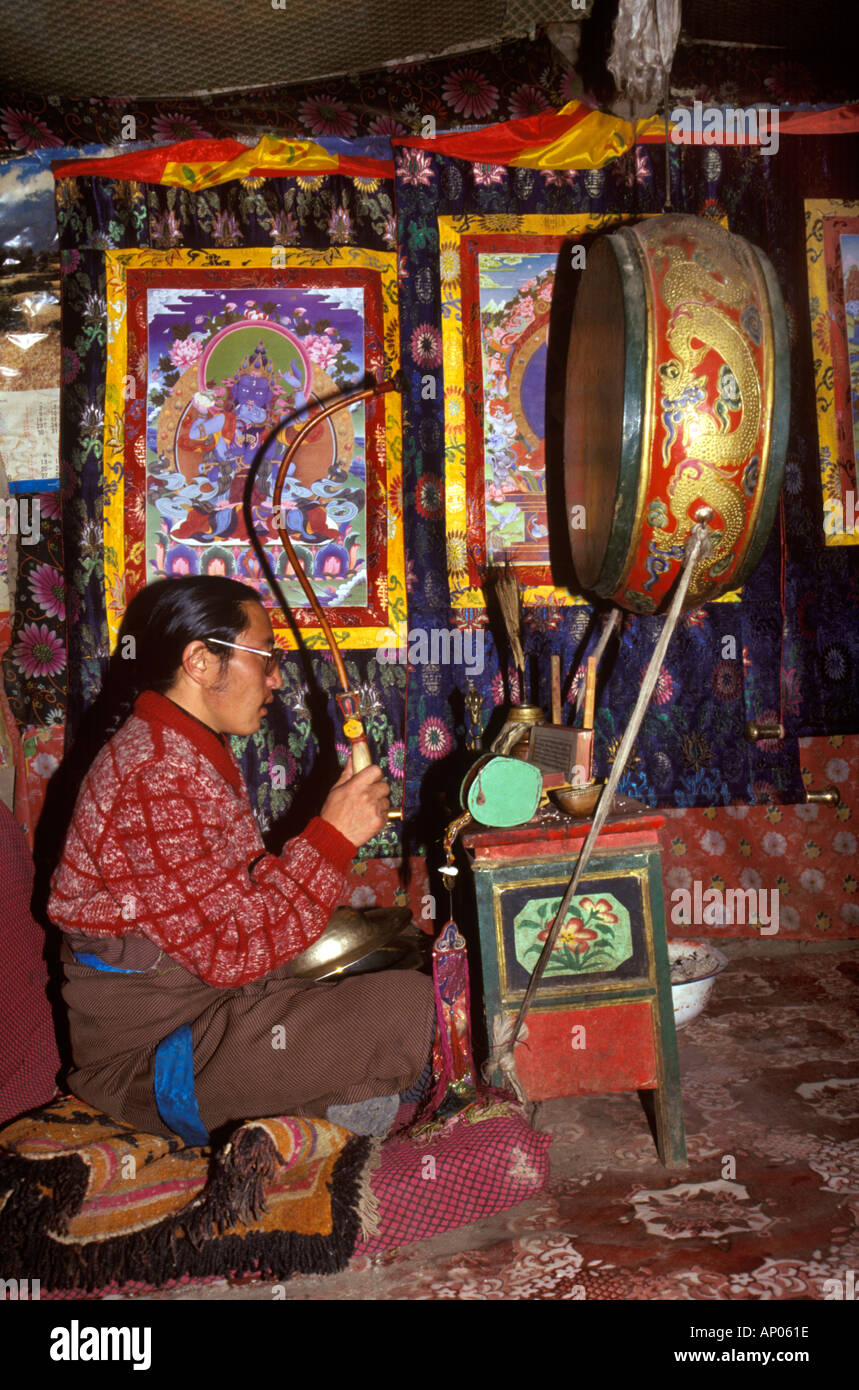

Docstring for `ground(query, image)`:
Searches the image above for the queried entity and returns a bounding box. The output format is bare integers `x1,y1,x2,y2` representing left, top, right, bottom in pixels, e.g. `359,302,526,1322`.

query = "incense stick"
491,562,525,701
583,655,597,731
551,654,561,725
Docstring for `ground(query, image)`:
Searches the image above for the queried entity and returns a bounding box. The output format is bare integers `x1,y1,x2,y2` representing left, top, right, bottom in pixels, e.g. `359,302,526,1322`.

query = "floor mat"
0,1107,374,1293
209,948,858,1300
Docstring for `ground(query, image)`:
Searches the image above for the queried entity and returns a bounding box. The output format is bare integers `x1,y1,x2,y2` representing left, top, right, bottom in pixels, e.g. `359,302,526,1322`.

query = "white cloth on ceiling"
607,0,682,110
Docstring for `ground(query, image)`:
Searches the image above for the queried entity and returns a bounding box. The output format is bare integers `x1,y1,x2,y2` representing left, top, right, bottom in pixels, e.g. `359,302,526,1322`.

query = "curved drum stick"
269,373,405,792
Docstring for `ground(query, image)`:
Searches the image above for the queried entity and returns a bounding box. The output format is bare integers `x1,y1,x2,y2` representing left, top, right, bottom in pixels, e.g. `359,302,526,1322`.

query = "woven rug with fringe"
0,1095,378,1296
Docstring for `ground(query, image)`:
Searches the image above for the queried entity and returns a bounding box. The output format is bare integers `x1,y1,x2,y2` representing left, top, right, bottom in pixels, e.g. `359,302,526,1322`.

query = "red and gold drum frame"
564,213,790,613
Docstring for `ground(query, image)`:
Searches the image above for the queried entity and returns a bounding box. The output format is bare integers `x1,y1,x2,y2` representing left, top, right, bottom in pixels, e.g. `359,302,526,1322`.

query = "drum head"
563,236,637,594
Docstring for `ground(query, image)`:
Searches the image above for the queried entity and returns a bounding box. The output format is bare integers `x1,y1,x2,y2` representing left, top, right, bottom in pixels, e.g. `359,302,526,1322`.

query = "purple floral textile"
0,34,571,154
1,494,66,728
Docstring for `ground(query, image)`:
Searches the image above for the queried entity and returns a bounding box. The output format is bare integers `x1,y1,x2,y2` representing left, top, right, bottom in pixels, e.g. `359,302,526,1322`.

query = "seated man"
47,576,435,1143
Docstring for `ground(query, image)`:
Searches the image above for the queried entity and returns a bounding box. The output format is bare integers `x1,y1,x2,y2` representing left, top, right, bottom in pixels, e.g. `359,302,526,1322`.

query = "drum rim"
591,227,649,600
730,242,790,591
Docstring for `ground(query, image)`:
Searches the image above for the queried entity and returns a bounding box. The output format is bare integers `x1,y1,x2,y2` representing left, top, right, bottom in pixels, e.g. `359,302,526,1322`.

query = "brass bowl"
285,906,413,981
549,780,603,818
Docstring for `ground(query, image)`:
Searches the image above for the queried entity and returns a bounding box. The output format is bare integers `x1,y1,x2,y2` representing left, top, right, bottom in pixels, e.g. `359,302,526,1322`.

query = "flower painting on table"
493,866,652,1002
103,247,405,649
440,213,634,609
804,199,859,546
514,893,633,978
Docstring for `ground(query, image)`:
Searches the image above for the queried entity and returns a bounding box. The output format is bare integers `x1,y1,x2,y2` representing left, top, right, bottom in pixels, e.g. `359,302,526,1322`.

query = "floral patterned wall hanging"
804,198,859,546
0,493,65,729
103,245,404,651
0,31,574,155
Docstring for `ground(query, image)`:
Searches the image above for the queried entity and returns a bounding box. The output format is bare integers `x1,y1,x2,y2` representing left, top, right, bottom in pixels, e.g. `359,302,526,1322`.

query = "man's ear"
182,640,216,686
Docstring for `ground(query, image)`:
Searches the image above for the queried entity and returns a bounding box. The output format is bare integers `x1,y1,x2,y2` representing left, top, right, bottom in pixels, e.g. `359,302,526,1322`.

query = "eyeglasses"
206,637,280,676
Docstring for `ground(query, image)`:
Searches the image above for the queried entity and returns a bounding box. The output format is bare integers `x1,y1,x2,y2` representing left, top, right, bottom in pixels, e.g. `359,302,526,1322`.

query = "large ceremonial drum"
564,214,789,612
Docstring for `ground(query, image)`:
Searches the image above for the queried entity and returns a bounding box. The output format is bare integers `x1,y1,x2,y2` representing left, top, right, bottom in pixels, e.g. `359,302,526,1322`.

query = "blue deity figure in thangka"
166,340,311,545
147,306,367,607
187,343,307,476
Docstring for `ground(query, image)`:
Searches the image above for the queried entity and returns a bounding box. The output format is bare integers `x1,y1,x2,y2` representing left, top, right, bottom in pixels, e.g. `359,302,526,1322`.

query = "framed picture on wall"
103,246,405,649
440,212,610,609
804,198,859,546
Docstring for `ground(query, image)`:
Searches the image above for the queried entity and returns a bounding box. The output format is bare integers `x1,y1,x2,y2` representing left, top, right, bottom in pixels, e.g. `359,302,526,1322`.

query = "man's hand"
320,757,390,848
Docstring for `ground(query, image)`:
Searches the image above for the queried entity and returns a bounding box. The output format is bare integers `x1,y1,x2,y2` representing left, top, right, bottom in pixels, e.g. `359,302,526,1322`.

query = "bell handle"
349,736,373,773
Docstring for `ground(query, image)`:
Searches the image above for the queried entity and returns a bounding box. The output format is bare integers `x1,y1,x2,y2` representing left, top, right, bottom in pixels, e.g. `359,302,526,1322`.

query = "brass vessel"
548,780,603,818
504,704,546,759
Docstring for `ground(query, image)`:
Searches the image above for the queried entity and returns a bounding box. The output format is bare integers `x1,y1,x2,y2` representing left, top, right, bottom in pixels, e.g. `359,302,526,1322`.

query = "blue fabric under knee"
326,1093,401,1136
74,948,209,1147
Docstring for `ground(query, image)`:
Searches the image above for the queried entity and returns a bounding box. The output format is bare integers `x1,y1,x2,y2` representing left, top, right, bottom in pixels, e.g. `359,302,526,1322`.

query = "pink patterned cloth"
0,801,61,1126
361,1108,552,1251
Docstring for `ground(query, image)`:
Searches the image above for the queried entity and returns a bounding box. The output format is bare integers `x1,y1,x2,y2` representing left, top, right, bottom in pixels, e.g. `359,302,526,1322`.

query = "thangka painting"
440,213,633,609
481,249,556,559
805,200,859,547
103,247,405,648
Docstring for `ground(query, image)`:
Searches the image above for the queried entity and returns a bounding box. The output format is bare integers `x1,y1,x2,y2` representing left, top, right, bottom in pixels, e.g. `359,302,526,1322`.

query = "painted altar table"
462,799,687,1169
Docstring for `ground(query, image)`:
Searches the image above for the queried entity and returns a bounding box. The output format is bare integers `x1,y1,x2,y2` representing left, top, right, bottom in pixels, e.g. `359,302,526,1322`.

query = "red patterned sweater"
48,690,356,988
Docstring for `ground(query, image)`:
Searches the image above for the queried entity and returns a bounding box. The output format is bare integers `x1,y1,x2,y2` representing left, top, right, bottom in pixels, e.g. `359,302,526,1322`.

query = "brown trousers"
61,932,436,1137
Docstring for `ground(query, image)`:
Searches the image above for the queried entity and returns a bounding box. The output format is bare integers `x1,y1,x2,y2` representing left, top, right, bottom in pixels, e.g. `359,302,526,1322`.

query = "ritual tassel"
422,920,480,1118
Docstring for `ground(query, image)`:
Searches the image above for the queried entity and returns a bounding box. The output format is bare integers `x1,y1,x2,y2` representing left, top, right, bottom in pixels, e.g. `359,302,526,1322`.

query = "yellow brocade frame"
103,245,405,650
804,199,859,547
441,213,603,610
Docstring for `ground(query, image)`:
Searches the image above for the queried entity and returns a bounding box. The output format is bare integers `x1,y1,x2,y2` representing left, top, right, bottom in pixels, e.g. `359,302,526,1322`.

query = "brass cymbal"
285,905,413,981
336,936,426,978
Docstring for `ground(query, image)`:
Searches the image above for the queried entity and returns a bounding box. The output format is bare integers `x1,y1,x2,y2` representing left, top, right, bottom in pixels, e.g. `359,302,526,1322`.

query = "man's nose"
267,662,283,691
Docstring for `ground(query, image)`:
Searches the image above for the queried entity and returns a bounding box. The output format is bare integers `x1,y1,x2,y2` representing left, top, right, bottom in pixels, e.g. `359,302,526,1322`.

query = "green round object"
461,755,543,828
